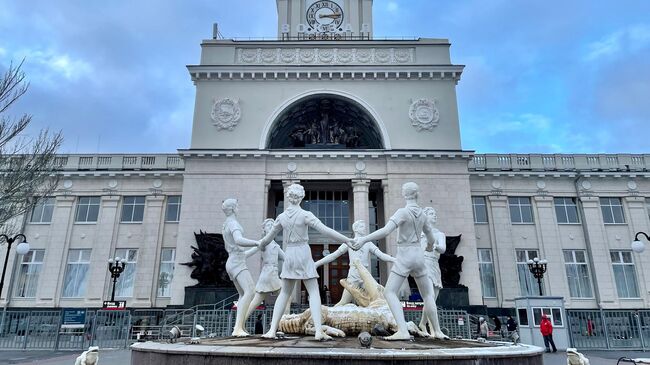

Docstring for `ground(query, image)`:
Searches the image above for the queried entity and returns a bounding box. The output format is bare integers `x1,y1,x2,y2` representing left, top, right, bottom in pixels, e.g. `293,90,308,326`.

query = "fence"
0,307,471,350
567,309,649,350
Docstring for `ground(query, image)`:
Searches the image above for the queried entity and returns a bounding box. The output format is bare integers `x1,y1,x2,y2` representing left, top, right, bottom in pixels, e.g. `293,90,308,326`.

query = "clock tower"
277,0,373,39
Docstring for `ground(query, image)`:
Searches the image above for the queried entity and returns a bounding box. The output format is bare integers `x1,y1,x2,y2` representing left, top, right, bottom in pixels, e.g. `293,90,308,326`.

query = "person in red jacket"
540,314,557,353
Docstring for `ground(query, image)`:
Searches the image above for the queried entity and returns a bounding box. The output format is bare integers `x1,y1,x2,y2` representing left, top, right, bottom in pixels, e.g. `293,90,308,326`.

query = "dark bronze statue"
182,231,233,288
439,235,465,288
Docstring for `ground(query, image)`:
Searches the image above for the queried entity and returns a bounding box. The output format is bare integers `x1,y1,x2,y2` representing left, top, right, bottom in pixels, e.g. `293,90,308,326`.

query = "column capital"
352,179,370,191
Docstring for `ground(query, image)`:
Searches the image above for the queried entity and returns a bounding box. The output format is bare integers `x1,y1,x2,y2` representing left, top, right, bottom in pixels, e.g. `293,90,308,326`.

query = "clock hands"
319,12,342,19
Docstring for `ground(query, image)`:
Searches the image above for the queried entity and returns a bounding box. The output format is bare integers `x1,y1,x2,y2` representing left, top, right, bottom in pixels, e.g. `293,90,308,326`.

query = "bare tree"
0,60,63,229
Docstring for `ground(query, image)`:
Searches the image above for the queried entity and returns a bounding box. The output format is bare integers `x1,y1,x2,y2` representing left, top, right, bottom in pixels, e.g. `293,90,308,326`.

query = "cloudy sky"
1,0,649,154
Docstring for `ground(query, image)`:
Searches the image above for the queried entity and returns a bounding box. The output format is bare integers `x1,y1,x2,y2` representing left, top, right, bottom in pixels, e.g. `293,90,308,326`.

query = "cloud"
584,24,650,61
5,48,92,82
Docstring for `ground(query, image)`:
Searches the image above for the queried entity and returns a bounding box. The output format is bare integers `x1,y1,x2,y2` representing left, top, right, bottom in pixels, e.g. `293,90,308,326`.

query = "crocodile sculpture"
278,260,429,338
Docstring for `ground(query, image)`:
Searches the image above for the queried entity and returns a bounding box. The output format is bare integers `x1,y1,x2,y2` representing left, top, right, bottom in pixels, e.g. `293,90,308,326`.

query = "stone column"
487,195,519,307
352,179,370,227
33,196,75,306
624,196,649,305
533,195,570,297
85,195,120,307
133,195,165,307
579,196,617,307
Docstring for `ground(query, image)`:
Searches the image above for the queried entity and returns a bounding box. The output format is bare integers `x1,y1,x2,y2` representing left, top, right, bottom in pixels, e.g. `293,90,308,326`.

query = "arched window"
267,95,383,149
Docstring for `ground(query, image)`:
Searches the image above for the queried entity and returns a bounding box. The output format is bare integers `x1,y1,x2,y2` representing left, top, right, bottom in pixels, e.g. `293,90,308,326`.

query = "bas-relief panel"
236,47,415,65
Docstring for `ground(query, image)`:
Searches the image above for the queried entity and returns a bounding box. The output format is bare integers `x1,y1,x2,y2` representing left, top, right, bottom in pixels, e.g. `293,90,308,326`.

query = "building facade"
0,0,648,312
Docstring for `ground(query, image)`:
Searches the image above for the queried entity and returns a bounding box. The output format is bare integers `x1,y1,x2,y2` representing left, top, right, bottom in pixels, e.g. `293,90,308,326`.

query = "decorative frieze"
236,47,415,65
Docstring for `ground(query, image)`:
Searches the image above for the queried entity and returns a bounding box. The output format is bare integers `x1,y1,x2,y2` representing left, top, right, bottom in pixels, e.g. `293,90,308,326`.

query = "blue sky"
1,1,649,154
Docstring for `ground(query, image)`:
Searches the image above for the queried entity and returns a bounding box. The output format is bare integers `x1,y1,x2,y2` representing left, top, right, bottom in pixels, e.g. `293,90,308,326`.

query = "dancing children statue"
221,198,260,337
418,207,447,338
352,182,448,340
244,218,285,319
259,183,353,340
315,219,395,306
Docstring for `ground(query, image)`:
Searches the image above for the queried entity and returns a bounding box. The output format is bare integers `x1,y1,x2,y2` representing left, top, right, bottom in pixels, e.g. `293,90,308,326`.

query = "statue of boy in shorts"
352,182,448,340
222,198,260,337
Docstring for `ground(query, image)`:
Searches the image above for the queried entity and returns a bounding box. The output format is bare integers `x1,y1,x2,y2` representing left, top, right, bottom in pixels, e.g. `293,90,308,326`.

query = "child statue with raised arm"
418,207,447,338
315,219,395,306
352,182,448,340
244,218,285,320
221,198,260,337
258,183,353,340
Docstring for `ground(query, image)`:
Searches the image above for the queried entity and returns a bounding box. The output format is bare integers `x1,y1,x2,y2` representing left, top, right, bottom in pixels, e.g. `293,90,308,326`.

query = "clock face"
306,1,344,33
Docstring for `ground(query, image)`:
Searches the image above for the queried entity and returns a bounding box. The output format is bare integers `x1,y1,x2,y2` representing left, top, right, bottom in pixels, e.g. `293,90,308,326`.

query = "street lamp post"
631,232,648,254
0,234,30,300
107,257,126,302
527,257,548,296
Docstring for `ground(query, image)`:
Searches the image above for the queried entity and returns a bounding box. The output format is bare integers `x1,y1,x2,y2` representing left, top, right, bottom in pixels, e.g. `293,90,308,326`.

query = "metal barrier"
567,309,649,350
91,310,131,349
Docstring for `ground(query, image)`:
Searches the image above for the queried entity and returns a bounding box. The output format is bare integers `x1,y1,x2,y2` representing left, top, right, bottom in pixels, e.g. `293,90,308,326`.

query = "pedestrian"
540,314,557,353
492,315,502,335
478,317,489,339
254,314,264,335
586,317,594,336
506,315,518,343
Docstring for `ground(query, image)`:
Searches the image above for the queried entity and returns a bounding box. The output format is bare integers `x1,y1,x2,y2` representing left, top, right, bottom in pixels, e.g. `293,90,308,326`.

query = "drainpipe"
574,173,603,310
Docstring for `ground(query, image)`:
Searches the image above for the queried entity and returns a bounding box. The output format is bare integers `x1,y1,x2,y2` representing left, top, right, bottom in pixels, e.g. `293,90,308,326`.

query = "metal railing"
0,306,472,349
567,309,649,350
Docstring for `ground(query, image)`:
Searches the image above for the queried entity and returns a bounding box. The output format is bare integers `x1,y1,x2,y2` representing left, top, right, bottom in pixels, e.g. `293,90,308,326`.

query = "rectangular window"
29,197,55,223
509,197,534,223
600,197,625,224
121,196,145,223
532,307,563,327
62,249,91,297
302,190,350,233
472,196,488,223
165,196,182,222
477,248,497,298
157,248,175,297
563,250,593,298
516,249,544,295
75,197,101,223
554,197,580,224
14,250,44,298
114,248,138,297
517,308,529,326
610,250,640,298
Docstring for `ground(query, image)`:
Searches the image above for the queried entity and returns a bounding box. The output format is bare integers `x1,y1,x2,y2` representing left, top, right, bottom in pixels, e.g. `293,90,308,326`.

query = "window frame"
610,250,640,298
74,196,101,223
532,307,564,327
29,197,55,224
508,197,534,224
554,197,581,224
472,196,489,224
13,250,45,298
165,196,182,222
113,248,139,298
516,249,544,296
62,249,91,298
120,196,146,223
477,248,497,298
157,248,176,297
563,249,594,298
600,197,626,224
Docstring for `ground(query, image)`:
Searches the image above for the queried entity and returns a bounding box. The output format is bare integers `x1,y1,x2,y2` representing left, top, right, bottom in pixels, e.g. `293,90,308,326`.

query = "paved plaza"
0,348,648,365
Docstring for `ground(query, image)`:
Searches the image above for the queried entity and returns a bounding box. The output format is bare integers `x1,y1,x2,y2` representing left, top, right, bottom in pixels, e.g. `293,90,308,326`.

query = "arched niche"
267,94,384,149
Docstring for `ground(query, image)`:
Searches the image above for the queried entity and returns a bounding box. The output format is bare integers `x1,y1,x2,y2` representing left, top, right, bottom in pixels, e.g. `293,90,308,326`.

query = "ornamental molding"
211,98,241,131
236,47,415,65
408,98,440,132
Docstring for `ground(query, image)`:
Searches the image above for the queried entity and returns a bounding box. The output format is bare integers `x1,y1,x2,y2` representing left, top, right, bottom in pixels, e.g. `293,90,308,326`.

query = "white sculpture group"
221,182,448,341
